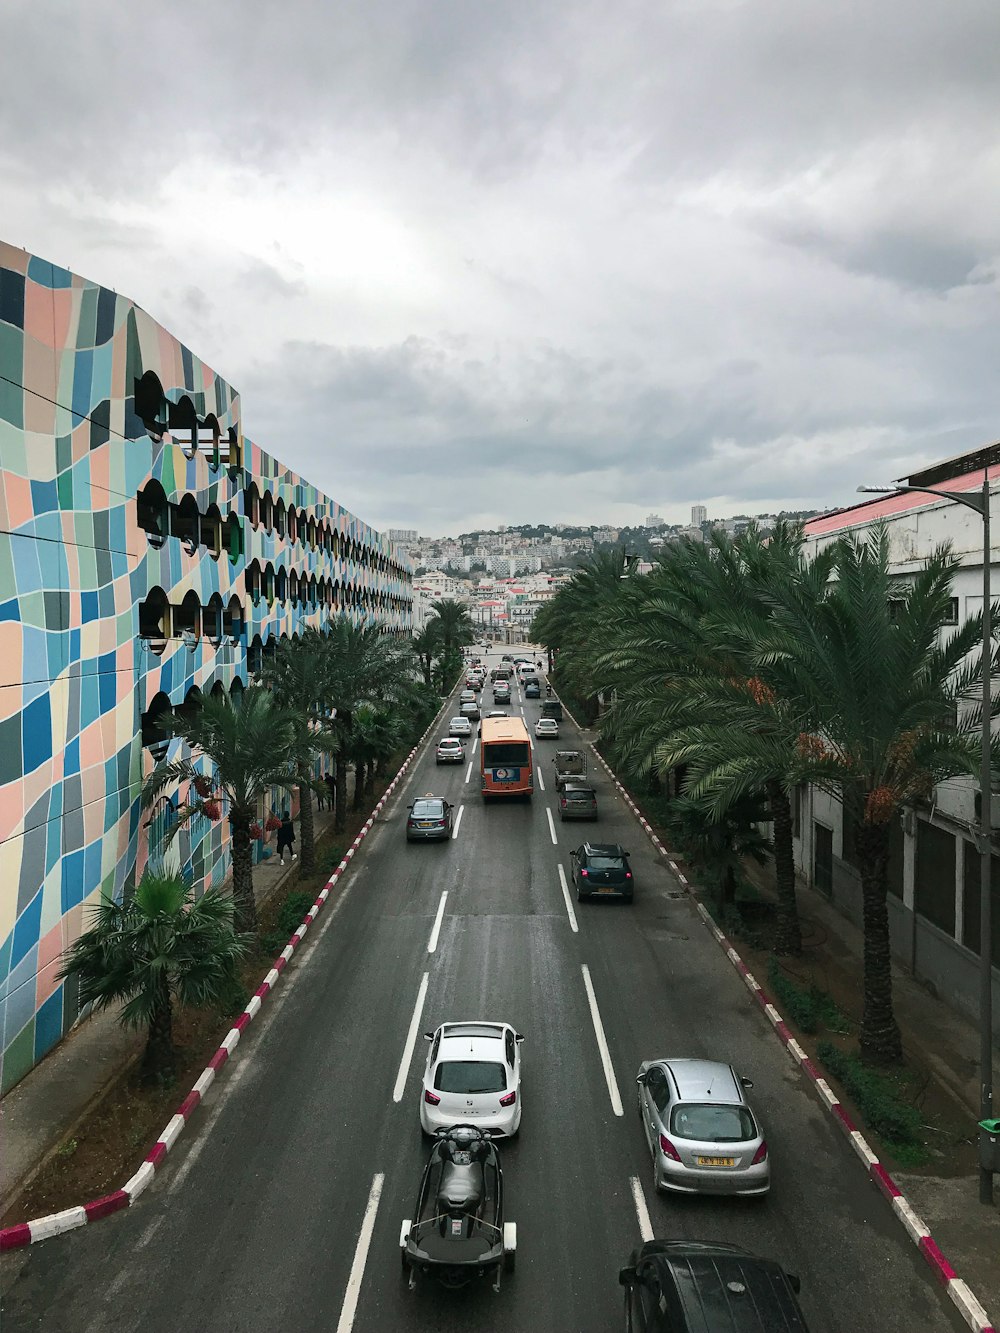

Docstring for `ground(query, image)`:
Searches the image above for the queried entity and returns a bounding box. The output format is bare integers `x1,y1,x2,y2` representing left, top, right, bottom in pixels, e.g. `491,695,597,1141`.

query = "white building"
645,513,665,528
797,444,1000,1037
691,504,707,527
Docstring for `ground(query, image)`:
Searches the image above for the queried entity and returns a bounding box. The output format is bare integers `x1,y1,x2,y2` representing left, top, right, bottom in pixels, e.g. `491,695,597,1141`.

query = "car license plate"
696,1156,736,1167
597,886,616,894
418,821,433,828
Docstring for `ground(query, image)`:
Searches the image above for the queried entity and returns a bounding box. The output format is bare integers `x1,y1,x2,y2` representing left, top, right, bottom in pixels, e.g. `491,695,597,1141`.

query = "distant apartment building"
645,513,665,528
388,528,418,545
691,504,707,527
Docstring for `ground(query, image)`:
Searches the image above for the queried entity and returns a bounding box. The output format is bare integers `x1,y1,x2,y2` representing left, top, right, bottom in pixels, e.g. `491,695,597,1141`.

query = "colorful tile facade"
0,242,412,1092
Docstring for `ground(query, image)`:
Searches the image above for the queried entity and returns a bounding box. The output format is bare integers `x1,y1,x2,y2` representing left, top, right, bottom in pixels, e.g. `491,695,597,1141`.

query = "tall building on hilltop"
0,242,412,1091
691,504,707,527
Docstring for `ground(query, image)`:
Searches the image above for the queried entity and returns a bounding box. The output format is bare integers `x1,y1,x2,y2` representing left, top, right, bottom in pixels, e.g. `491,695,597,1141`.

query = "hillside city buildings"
0,244,412,1092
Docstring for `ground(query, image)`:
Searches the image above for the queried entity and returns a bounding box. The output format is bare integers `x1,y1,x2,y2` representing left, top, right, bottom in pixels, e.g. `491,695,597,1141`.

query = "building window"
174,591,202,648
943,597,959,625
223,596,243,644
136,481,169,548
260,490,274,533
915,818,957,937
204,595,224,646
962,845,1000,966
171,494,200,554
813,822,833,896
139,589,170,652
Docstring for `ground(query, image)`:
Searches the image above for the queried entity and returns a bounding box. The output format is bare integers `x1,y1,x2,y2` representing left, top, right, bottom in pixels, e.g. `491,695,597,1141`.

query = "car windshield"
670,1103,756,1143
411,800,444,817
587,854,625,870
450,718,467,726
565,789,595,801
484,742,530,765
435,1061,507,1094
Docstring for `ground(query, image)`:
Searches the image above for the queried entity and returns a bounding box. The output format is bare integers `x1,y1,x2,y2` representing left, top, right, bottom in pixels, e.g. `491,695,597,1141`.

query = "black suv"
570,842,633,902
620,1240,809,1332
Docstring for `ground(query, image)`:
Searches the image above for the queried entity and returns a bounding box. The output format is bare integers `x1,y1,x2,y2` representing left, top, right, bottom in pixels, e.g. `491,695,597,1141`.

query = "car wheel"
576,886,587,903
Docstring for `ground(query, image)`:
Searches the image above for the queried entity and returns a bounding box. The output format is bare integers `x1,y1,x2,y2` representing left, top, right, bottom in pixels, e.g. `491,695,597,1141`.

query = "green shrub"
277,891,315,937
817,1041,925,1150
214,963,251,1018
767,959,820,1033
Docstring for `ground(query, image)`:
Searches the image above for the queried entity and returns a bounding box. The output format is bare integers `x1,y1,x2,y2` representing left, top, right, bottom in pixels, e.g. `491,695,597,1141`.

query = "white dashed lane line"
629,1176,654,1242
427,891,448,953
581,963,624,1116
335,1172,385,1333
557,863,579,933
545,806,558,845
393,973,429,1103
452,805,465,839
536,766,545,792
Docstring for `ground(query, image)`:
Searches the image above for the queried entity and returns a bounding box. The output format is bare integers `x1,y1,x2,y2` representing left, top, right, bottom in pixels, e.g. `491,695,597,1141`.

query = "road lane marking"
536,767,545,791
546,807,558,845
630,1176,654,1242
581,964,624,1116
557,863,579,933
452,805,465,839
465,759,473,783
335,1172,385,1333
393,973,429,1103
427,891,448,953
472,738,479,757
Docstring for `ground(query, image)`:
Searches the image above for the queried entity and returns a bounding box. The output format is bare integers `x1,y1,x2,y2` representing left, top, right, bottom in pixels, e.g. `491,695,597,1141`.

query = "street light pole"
859,478,994,1204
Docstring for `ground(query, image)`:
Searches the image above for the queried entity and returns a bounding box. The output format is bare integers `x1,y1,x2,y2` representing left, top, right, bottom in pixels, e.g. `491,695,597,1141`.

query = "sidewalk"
740,859,1000,1325
0,802,336,1218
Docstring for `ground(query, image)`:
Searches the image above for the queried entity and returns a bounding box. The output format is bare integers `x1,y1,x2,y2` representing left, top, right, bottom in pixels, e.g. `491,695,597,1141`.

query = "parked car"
636,1058,769,1197
524,681,541,699
558,784,598,821
420,1021,524,1138
449,716,473,738
570,842,633,901
406,797,454,843
436,738,466,764
553,749,587,789
620,1240,808,1333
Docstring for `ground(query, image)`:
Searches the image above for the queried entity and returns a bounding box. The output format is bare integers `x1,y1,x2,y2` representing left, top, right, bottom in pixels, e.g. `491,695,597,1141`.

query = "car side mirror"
619,1265,636,1287
787,1273,801,1294
635,1073,647,1086
740,1076,754,1090
515,1033,525,1042
423,1032,433,1041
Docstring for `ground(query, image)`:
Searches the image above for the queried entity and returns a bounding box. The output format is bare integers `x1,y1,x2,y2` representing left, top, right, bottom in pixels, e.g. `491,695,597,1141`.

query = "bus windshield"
483,741,530,766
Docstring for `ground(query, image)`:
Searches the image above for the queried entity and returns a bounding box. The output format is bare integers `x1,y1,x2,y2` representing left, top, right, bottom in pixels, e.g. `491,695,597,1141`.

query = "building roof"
804,461,1000,539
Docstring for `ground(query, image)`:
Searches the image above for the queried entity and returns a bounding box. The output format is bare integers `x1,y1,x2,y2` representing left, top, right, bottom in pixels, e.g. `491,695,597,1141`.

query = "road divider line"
335,1172,384,1333
465,759,473,783
393,973,429,1103
557,863,579,933
545,807,558,845
472,738,479,757
629,1175,654,1242
452,805,465,840
581,964,624,1116
536,767,545,791
427,892,448,954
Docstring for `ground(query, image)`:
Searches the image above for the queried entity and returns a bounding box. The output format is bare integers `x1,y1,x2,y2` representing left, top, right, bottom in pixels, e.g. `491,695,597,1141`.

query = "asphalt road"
1,648,969,1333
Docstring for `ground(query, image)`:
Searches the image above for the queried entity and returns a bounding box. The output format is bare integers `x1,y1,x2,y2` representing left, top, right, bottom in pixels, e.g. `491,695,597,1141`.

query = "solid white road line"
557,863,579,933
629,1176,654,1242
536,767,545,791
452,805,465,839
581,963,624,1116
472,737,479,757
393,973,429,1103
465,759,473,783
335,1172,385,1333
546,806,558,845
427,891,448,954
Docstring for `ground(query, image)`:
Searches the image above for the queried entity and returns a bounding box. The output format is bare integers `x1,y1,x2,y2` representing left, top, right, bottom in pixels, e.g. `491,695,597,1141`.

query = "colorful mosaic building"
0,242,412,1092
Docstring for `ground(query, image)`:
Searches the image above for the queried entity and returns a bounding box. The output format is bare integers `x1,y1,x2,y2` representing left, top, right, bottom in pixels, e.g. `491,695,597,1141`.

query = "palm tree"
322,618,415,831
143,687,298,934
428,599,475,656
410,621,442,687
58,867,248,1082
752,526,990,1063
263,633,341,873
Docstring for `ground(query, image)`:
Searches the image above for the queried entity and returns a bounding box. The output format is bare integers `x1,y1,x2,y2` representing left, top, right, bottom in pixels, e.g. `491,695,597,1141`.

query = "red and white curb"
577,721,996,1333
0,692,455,1252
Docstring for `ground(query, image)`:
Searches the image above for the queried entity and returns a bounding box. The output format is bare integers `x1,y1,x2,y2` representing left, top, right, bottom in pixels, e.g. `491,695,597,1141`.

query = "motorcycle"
400,1124,516,1291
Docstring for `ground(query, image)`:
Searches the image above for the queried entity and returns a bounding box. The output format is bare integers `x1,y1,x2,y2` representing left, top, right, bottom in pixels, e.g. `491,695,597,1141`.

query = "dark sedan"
524,681,541,699
406,797,454,843
570,842,633,901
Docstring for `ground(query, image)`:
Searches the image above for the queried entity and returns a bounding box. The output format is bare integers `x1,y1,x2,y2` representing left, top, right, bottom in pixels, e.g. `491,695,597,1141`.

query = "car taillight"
561,798,567,807
751,1139,768,1164
625,872,632,879
659,1134,681,1161
580,869,588,877
424,1090,440,1105
499,1091,517,1107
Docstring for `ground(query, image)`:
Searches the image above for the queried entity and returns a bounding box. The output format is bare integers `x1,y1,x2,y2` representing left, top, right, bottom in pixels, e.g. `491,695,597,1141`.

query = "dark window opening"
962,844,1000,967
915,819,957,937
136,482,168,547
814,822,833,896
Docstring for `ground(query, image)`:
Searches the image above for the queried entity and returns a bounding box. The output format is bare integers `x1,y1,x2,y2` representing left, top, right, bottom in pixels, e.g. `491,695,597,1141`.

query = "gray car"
636,1058,769,1197
558,783,598,821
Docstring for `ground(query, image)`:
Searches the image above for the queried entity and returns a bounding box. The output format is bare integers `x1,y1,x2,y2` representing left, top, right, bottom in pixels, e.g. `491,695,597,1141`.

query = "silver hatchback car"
636,1058,769,1197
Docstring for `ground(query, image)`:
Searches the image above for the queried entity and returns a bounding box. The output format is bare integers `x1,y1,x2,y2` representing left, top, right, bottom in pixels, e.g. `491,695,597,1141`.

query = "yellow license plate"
696,1155,736,1167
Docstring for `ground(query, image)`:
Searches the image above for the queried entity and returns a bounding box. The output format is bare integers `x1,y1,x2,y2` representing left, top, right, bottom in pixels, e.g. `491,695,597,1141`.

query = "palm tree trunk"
766,779,802,955
352,755,365,810
230,821,258,934
142,984,174,1083
298,781,316,874
856,821,903,1064
335,757,348,833
722,864,737,908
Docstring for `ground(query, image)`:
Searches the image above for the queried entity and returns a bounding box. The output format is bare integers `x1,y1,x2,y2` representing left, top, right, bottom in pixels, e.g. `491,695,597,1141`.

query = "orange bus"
480,715,534,800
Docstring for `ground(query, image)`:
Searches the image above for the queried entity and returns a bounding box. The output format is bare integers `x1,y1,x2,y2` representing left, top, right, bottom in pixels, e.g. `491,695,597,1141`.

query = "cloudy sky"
3,0,999,535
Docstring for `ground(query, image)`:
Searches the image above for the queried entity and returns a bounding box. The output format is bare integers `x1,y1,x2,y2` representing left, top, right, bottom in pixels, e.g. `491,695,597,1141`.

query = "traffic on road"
0,646,971,1333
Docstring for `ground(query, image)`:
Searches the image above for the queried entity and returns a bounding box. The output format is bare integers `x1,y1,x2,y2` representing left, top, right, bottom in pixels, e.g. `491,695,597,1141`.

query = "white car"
436,737,465,764
449,716,473,738
460,689,476,704
534,717,560,739
420,1021,524,1138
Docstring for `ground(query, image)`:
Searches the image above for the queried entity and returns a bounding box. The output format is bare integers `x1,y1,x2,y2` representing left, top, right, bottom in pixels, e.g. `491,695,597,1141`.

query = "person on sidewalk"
276,810,297,865
324,772,336,814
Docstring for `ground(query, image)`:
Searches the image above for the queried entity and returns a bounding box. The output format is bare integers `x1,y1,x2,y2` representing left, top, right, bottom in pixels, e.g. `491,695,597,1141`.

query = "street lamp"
858,478,995,1204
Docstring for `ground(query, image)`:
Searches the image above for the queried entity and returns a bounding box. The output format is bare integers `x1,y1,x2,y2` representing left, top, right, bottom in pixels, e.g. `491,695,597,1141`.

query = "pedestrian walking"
276,810,297,865
324,773,337,813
